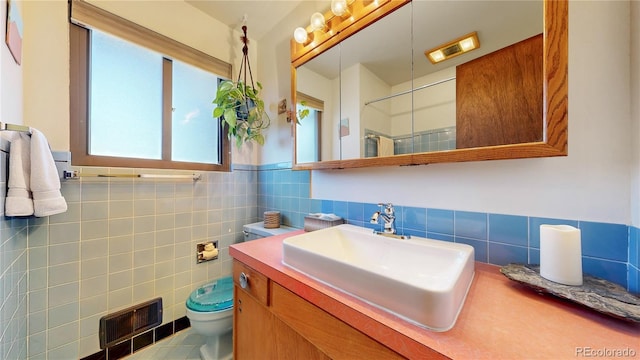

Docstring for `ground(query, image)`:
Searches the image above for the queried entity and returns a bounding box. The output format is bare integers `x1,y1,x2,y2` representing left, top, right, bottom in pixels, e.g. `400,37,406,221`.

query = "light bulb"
459,37,476,52
310,12,325,31
331,0,348,16
293,27,308,44
429,50,445,63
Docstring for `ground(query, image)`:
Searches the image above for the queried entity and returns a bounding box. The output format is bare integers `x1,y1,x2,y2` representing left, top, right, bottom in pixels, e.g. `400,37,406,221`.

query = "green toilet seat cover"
186,276,233,312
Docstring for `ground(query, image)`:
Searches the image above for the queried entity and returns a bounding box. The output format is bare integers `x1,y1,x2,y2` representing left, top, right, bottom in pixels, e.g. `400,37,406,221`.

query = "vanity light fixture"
293,27,308,44
331,0,348,16
293,12,327,44
294,0,362,44
425,31,480,64
310,12,326,31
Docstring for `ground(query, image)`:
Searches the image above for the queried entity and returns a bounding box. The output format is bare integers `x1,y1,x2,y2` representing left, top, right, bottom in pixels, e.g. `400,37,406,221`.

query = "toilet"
186,276,234,360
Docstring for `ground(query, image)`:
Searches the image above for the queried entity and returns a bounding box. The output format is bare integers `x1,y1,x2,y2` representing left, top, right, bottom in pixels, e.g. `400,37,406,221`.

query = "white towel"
5,128,67,217
30,129,67,217
5,132,34,216
378,136,394,157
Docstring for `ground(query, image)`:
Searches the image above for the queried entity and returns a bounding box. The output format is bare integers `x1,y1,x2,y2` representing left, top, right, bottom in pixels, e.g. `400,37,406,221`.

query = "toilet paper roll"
540,224,583,286
202,248,219,260
204,243,215,251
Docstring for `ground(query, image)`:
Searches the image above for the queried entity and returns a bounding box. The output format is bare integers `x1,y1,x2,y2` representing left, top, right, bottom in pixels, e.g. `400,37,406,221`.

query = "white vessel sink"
282,224,475,331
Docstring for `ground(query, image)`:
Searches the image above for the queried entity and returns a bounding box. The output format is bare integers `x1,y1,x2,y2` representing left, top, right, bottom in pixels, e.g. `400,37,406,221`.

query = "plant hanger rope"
212,15,270,147
237,24,255,92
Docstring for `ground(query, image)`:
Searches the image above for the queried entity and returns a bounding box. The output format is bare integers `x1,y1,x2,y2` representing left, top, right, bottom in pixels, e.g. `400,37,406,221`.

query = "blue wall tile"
489,242,528,266
582,257,627,286
456,237,488,262
299,183,310,198
628,266,639,294
489,214,528,246
403,207,426,231
393,205,404,230
310,199,323,213
427,232,454,243
455,211,487,240
348,202,365,222
579,221,628,262
630,226,639,267
333,201,348,219
321,200,334,214
403,228,426,238
363,203,379,220
299,198,310,215
427,209,454,235
529,248,540,265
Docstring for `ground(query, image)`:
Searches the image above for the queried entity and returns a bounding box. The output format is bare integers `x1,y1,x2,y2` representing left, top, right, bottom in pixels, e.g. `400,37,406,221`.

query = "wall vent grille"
99,297,163,349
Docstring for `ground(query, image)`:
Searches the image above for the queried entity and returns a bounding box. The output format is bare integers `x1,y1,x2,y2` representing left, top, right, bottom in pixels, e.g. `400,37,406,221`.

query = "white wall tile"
81,238,108,261
132,281,155,304
109,234,134,255
81,257,107,279
49,262,79,286
81,201,109,221
49,243,79,266
109,253,133,273
47,321,78,350
81,220,108,240
133,232,155,250
79,294,107,318
80,275,107,299
109,270,132,291
48,282,78,308
133,249,155,268
155,261,175,280
28,310,46,335
29,268,47,291
28,331,46,357
48,341,79,360
48,302,78,328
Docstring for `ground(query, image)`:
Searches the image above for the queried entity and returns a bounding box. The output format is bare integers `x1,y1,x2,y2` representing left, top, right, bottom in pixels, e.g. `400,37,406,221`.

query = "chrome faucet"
370,203,411,239
370,203,397,234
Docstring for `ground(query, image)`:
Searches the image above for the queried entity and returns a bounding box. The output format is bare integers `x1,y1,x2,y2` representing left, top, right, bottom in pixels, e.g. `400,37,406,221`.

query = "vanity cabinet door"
270,282,406,360
234,284,330,360
234,285,277,359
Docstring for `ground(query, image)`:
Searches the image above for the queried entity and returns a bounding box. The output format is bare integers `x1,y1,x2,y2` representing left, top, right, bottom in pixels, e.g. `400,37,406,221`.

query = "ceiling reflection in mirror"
294,0,543,164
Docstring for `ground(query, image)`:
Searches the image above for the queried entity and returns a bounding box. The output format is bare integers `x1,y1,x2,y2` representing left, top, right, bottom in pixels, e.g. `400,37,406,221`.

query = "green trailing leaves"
212,80,271,148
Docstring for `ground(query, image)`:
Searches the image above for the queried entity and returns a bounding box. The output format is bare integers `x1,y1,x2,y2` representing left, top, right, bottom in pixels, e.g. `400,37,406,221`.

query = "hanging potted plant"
213,24,270,147
213,79,269,147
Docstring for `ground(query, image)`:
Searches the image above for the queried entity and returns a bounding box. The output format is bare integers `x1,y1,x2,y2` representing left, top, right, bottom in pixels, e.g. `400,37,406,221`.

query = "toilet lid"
186,276,234,312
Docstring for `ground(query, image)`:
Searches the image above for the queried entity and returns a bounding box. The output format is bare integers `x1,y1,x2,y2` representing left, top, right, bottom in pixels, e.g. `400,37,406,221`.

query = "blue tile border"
489,214,528,247
455,211,487,240
254,164,639,292
579,221,628,262
427,208,454,236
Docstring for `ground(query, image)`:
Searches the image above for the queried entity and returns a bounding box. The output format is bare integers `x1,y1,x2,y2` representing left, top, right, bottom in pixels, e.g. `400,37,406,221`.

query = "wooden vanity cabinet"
232,259,406,360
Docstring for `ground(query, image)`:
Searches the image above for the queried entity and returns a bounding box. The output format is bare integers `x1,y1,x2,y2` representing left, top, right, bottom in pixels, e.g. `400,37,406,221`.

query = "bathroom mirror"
292,0,567,169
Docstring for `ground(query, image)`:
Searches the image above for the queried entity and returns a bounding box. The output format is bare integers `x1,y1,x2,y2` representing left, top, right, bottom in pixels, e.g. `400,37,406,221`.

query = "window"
295,92,323,163
69,0,230,171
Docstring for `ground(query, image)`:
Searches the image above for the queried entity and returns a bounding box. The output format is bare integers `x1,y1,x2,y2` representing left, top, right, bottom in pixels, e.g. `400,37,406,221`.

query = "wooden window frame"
69,0,230,171
296,92,323,162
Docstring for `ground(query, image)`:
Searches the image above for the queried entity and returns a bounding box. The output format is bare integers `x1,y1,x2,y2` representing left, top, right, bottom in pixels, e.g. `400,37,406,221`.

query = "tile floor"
125,328,204,360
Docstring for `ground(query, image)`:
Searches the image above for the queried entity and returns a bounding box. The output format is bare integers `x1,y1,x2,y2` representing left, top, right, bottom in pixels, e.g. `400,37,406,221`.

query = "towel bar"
0,121,31,133
63,170,201,181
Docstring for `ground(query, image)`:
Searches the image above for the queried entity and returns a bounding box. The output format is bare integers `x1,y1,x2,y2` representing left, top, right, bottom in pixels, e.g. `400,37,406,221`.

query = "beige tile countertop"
230,230,640,360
